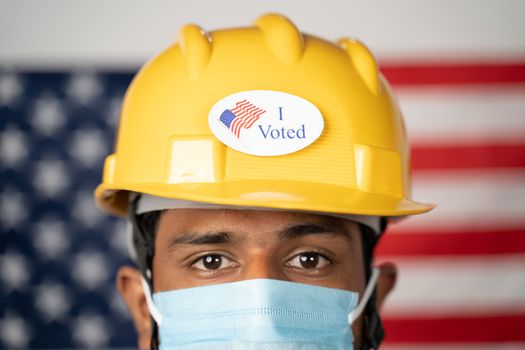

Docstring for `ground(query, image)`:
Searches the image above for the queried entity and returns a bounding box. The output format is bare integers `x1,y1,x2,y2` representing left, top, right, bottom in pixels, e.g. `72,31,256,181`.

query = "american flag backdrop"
377,62,525,349
1,61,524,350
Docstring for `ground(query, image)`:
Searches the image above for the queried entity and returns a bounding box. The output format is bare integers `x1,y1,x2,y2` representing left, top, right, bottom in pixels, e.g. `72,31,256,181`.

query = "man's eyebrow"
167,231,240,249
278,222,351,240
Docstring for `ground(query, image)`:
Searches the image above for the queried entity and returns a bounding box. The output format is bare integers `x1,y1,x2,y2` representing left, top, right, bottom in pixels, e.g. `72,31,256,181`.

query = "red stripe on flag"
411,143,525,170
234,102,257,117
239,104,257,117
381,62,525,86
230,100,249,114
234,107,252,118
231,118,244,137
245,109,266,128
383,315,525,343
376,229,525,256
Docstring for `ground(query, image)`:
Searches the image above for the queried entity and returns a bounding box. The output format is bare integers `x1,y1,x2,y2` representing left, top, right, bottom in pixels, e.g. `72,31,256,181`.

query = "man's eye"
286,252,330,269
192,254,234,271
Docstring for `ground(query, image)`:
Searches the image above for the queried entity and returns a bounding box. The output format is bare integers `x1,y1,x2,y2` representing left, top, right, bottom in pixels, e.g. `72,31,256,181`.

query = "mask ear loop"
141,274,163,325
348,266,380,324
128,195,162,348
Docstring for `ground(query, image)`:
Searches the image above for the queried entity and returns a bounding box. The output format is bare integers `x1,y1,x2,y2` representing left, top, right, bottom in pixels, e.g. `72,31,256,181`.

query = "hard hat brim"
95,180,435,218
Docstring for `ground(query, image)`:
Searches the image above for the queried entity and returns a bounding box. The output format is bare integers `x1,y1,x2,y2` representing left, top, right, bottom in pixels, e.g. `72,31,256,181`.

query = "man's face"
117,208,394,350
154,209,366,343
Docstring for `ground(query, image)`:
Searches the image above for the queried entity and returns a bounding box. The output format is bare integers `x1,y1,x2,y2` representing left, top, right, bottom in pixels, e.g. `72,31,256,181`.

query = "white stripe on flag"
396,86,525,145
380,255,525,317
393,169,525,232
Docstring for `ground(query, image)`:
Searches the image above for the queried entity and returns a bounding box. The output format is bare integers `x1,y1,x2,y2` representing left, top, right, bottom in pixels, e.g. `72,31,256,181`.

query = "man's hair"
135,210,162,250
132,209,162,281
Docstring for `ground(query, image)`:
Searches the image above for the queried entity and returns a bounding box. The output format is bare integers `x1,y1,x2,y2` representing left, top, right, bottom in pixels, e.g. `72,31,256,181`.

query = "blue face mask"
142,268,379,350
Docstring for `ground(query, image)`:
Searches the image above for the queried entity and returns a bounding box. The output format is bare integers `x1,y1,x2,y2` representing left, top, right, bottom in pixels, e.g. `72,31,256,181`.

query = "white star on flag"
0,72,24,106
69,129,108,168
0,313,32,349
32,158,70,198
32,217,69,260
72,312,111,348
31,93,66,137
0,126,29,168
34,281,72,322
72,250,110,290
66,72,103,105
0,190,28,228
0,251,31,292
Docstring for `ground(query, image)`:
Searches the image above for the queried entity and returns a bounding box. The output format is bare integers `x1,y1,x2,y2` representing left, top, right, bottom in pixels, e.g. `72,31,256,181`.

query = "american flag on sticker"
219,99,266,138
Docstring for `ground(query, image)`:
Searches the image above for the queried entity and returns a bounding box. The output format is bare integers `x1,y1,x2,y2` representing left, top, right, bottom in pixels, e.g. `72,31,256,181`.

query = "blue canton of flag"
0,70,137,349
219,109,236,128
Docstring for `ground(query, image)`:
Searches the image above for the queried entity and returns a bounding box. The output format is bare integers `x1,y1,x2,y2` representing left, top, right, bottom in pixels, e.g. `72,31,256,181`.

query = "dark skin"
117,209,397,350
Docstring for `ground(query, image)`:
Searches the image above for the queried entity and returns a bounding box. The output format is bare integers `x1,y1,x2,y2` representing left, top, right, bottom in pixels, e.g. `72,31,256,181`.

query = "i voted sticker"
208,90,324,156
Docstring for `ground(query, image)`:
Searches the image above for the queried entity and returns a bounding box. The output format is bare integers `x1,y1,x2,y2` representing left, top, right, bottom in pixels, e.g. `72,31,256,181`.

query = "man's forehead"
157,208,360,248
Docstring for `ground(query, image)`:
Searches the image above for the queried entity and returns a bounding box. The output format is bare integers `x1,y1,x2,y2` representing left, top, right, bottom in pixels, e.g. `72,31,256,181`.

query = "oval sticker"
208,90,324,156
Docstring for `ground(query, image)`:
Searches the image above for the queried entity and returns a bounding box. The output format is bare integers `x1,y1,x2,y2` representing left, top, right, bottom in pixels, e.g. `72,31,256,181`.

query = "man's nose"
238,252,285,281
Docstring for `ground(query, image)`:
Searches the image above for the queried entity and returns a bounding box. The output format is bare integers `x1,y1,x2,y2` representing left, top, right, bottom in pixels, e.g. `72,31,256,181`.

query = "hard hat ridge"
255,13,305,64
339,38,380,95
176,24,212,81
175,13,306,81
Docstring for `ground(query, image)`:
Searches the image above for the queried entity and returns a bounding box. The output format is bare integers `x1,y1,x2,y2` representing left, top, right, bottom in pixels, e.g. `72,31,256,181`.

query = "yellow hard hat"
95,13,434,218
